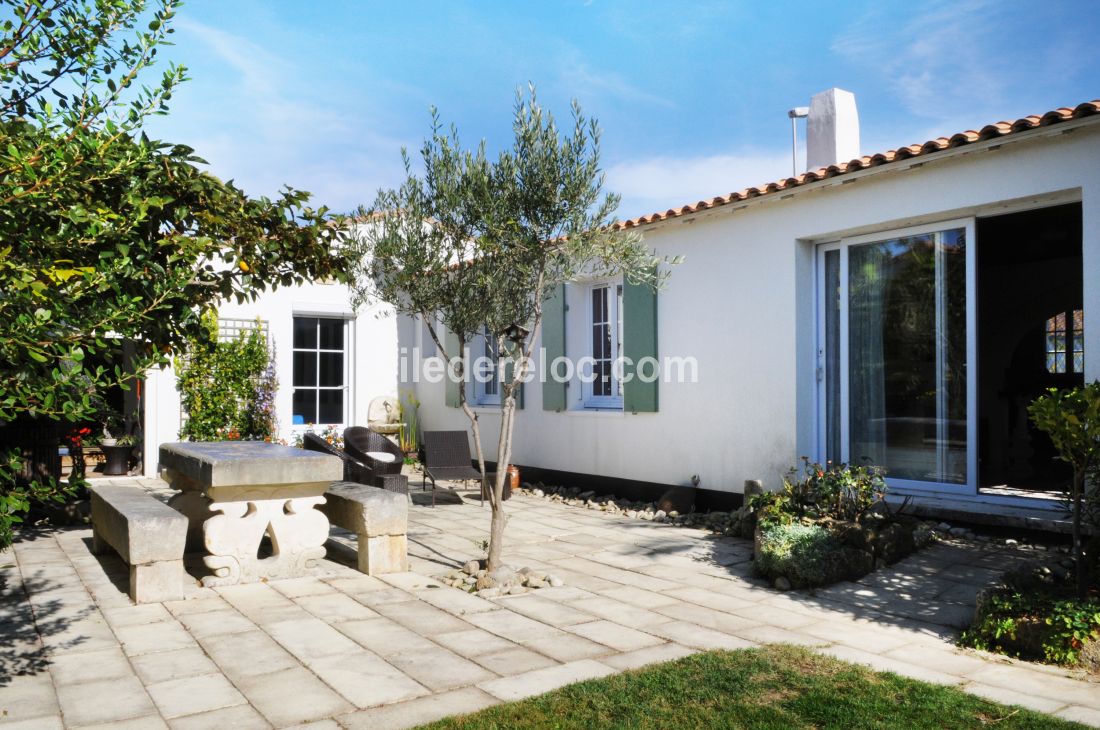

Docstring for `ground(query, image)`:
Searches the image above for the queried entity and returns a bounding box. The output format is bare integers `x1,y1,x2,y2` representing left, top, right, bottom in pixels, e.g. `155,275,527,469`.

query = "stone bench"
89,485,188,603
321,482,408,575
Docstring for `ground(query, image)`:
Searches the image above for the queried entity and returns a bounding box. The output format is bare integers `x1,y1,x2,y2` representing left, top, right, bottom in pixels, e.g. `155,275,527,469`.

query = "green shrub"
755,522,873,588
1029,383,1100,600
175,311,278,442
961,589,1100,666
751,459,886,527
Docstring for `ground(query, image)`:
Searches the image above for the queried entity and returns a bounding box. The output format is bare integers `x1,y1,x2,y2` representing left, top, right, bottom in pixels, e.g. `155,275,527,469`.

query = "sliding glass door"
817,219,976,493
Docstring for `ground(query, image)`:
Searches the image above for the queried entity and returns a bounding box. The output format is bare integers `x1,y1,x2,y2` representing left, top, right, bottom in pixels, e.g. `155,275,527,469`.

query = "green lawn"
421,645,1083,730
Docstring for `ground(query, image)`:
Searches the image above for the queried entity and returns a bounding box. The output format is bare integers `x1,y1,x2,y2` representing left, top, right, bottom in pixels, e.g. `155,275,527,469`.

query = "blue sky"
145,0,1100,220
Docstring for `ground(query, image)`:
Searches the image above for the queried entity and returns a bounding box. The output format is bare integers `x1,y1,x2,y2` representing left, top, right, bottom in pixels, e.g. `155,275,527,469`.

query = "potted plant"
398,391,421,462
101,433,137,476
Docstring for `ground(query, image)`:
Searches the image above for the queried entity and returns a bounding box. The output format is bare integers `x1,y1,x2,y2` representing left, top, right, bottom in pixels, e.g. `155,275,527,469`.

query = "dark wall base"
483,461,744,513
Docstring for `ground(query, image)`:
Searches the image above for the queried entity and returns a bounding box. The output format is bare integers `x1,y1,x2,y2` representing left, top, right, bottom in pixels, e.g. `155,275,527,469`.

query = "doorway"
976,203,1082,494
816,202,1083,499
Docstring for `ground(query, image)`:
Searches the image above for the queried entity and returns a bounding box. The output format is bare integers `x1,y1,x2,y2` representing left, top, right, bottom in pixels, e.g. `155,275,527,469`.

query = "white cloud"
606,149,792,220
832,0,1009,120
555,45,675,110
151,18,411,213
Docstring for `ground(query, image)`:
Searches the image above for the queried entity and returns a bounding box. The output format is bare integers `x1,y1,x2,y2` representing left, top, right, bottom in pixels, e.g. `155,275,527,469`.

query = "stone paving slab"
477,659,616,702
1,476,1097,729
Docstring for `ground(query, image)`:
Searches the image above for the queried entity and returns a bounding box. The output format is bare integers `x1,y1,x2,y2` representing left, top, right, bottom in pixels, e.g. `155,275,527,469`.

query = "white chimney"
805,88,860,171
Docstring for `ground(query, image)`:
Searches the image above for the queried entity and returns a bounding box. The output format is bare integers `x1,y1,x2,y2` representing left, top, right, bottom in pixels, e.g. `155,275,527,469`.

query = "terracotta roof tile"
615,100,1100,230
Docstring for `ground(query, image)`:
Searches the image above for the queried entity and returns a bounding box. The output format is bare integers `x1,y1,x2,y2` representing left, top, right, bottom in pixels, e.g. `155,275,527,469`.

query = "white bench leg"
357,533,408,575
91,525,110,555
129,560,184,604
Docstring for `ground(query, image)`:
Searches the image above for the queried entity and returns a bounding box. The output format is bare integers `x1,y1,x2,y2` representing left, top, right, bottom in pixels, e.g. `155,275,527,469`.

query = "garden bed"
961,558,1100,673
753,513,933,590
746,460,935,590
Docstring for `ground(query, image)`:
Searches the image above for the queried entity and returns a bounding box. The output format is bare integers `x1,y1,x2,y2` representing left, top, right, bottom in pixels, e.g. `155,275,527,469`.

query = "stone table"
160,441,342,587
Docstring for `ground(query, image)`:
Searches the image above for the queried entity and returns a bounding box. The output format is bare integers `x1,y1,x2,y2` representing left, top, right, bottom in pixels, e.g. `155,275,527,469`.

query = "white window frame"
815,217,977,496
291,315,351,428
471,328,502,407
583,279,624,410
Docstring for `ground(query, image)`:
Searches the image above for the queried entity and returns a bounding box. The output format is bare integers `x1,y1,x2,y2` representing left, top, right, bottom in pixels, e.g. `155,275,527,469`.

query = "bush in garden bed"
754,522,874,588
961,588,1100,670
749,459,934,589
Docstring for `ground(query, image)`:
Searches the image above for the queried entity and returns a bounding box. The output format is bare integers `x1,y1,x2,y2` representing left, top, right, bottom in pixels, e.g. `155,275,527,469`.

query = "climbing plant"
176,312,278,442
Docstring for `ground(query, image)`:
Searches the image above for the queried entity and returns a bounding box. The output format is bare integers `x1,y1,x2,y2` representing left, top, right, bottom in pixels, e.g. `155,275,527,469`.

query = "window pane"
318,389,343,424
1073,309,1084,374
848,229,966,484
292,389,316,424
1047,332,1066,353
319,352,343,387
318,318,344,350
592,287,604,323
293,352,316,387
616,284,624,349
293,317,317,349
942,228,967,482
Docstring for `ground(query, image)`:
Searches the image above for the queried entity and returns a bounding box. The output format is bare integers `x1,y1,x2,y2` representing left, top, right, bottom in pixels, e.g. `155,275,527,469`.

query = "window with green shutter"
622,275,658,413
541,284,567,411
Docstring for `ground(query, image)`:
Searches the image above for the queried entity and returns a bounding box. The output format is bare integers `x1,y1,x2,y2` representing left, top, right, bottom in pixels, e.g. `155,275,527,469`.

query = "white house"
139,90,1100,523
140,280,399,475
407,91,1100,520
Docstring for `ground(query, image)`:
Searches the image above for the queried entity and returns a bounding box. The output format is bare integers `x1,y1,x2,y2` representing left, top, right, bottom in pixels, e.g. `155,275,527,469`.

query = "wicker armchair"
301,432,372,485
343,427,407,496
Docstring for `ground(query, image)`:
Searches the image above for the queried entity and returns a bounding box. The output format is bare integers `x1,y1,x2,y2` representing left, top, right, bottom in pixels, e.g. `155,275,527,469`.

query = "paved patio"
2,476,1098,729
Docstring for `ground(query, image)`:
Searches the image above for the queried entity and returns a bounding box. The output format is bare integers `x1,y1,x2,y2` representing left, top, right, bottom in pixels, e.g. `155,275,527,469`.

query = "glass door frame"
815,217,978,496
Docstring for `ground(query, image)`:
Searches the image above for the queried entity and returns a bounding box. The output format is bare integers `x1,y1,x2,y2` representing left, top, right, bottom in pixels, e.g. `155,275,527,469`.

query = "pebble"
774,576,792,591
462,560,480,575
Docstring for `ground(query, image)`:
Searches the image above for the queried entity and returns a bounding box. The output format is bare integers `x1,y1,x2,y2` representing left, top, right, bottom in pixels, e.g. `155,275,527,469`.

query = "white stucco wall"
141,280,397,475
408,119,1100,495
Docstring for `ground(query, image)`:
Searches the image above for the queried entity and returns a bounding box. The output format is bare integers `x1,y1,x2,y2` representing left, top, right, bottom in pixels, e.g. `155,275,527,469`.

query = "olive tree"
347,88,676,572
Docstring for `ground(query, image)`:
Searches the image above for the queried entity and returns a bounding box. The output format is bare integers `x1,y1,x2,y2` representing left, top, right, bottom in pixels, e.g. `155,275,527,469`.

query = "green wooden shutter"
541,284,567,411
444,327,462,408
623,276,658,413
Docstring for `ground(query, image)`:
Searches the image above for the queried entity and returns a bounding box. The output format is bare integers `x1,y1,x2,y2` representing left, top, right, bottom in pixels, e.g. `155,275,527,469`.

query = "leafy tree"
347,87,677,572
1029,383,1100,600
0,0,346,548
